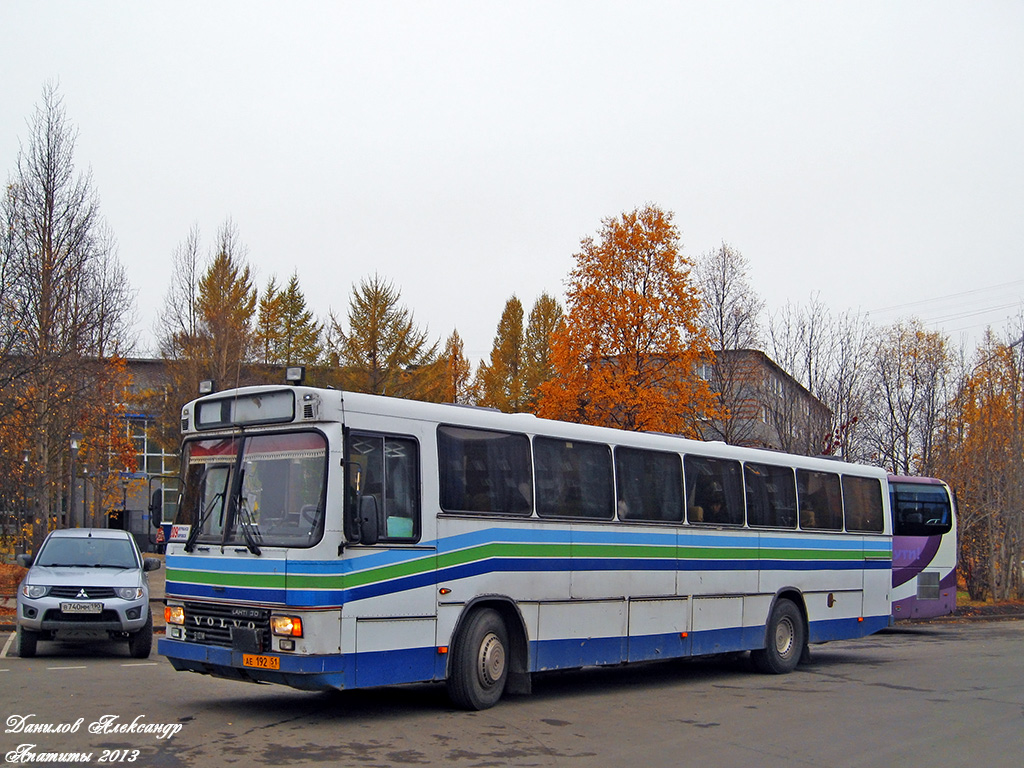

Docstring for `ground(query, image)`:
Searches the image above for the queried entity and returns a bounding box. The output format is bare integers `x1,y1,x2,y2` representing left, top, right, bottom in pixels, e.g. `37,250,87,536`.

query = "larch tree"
477,296,526,412
196,221,257,388
522,292,563,412
441,329,474,405
152,220,256,453
536,205,721,434
254,276,285,365
277,273,323,367
326,274,442,400
254,273,323,369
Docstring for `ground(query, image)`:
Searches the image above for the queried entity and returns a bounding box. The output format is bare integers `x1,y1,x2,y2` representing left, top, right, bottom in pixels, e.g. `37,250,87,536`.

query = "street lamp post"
120,475,129,530
82,466,90,528
69,432,82,529
19,449,29,555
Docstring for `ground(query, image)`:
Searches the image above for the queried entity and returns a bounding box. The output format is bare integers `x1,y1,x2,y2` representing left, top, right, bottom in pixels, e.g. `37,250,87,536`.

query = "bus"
889,475,957,620
158,384,893,709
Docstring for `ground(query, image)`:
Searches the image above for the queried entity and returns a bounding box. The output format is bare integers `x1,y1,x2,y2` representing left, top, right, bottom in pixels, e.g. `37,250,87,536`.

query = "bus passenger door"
344,431,438,688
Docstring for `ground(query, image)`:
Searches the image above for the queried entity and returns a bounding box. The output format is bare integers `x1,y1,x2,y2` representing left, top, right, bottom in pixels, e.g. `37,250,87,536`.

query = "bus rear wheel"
447,608,509,710
751,598,804,674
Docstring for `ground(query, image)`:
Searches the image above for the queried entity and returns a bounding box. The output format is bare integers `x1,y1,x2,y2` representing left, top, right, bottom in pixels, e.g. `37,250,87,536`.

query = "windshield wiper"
235,470,262,556
44,562,93,568
184,490,225,552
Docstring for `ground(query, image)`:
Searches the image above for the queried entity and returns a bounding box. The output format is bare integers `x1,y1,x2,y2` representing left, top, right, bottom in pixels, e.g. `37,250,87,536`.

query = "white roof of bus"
188,385,888,479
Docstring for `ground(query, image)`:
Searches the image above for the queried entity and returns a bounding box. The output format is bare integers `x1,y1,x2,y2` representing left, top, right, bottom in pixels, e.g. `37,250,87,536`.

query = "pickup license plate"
242,654,280,670
61,602,102,614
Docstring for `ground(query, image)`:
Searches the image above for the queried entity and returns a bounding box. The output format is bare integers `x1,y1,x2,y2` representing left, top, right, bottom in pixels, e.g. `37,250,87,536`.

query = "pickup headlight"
116,586,145,600
22,584,49,599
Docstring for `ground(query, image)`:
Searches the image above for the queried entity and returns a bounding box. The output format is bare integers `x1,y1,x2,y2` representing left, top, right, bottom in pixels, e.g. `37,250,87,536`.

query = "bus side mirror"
149,489,163,528
359,497,379,546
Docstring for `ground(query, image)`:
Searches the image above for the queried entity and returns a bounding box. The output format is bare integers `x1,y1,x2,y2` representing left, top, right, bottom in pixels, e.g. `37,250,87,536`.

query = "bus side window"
384,437,419,539
535,437,613,519
745,463,797,528
348,433,420,542
842,476,884,532
797,470,843,531
684,455,743,526
437,426,533,515
614,447,683,522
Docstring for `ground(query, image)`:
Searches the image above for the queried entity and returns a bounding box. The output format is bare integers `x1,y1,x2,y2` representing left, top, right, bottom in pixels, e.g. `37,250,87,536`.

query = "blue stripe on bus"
169,531,888,580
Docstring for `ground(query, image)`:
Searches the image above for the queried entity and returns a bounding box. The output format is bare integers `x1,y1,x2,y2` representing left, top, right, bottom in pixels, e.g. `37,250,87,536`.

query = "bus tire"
751,598,804,674
447,608,509,710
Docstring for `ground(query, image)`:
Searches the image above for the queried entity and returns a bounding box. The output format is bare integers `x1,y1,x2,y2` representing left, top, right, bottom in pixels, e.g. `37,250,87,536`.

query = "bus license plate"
242,654,280,670
61,602,102,614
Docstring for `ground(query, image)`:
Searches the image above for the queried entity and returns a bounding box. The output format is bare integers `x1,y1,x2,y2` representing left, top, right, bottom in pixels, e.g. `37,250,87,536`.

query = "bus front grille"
183,601,271,648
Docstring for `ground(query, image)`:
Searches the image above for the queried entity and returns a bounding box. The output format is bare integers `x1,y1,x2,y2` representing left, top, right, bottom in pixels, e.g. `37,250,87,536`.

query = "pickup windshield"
37,537,138,569
176,431,327,549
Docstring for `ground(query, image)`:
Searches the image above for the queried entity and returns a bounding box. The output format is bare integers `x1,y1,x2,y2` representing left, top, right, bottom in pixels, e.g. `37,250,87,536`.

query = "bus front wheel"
447,608,509,710
751,598,804,674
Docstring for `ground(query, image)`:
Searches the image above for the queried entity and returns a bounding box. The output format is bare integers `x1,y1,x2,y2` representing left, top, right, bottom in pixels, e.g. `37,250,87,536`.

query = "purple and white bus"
889,475,957,620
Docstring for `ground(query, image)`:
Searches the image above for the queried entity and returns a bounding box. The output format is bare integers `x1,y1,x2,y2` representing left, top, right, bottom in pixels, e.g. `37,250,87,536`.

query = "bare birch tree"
695,242,764,444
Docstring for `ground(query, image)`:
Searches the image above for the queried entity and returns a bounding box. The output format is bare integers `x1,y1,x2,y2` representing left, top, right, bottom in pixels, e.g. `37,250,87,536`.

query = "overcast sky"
2,1,1022,362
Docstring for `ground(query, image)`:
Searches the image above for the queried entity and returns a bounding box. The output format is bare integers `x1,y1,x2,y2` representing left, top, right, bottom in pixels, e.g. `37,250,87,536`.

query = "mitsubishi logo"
76,589,89,599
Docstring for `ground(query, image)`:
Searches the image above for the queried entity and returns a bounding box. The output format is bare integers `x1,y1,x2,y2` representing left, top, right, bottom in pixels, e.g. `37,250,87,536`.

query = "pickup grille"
184,601,271,648
49,586,117,599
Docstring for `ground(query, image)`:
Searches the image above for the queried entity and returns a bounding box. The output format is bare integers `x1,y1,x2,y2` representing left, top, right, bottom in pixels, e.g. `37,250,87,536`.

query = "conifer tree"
327,274,441,399
477,296,526,412
523,292,563,411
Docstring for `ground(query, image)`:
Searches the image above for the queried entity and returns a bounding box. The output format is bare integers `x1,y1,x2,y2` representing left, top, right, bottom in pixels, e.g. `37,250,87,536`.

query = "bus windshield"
890,481,952,537
176,431,327,549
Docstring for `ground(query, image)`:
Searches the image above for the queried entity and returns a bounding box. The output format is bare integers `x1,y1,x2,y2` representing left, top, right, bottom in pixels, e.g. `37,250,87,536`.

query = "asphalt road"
1,620,1022,768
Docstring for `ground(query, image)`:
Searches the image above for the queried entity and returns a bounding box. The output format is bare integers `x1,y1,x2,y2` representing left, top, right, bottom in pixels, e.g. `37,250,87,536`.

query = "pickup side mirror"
143,557,162,572
16,553,34,568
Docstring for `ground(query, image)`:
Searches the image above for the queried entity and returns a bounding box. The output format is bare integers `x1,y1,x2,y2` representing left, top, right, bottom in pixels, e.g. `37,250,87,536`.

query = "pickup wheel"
447,608,509,710
128,613,153,659
18,626,39,658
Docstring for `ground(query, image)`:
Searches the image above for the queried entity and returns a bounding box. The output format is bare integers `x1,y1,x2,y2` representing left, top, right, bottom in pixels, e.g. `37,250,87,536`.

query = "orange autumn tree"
74,356,139,527
934,330,1024,601
536,205,722,434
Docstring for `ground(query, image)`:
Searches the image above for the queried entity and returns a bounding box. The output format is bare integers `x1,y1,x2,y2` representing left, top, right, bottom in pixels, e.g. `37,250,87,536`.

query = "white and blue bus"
158,384,892,709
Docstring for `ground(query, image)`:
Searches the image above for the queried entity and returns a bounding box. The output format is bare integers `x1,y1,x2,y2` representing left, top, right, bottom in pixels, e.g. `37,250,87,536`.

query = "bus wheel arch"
447,598,530,709
751,591,807,674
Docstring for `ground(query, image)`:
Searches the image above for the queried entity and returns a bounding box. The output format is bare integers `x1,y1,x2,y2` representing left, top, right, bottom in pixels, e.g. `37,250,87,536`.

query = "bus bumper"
158,637,350,691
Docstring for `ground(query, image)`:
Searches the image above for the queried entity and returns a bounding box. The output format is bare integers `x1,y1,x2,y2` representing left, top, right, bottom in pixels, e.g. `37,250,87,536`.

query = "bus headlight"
271,615,304,637
165,605,185,625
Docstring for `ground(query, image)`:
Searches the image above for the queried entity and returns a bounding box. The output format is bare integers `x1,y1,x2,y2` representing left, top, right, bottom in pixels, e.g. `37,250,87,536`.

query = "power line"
867,279,1024,316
